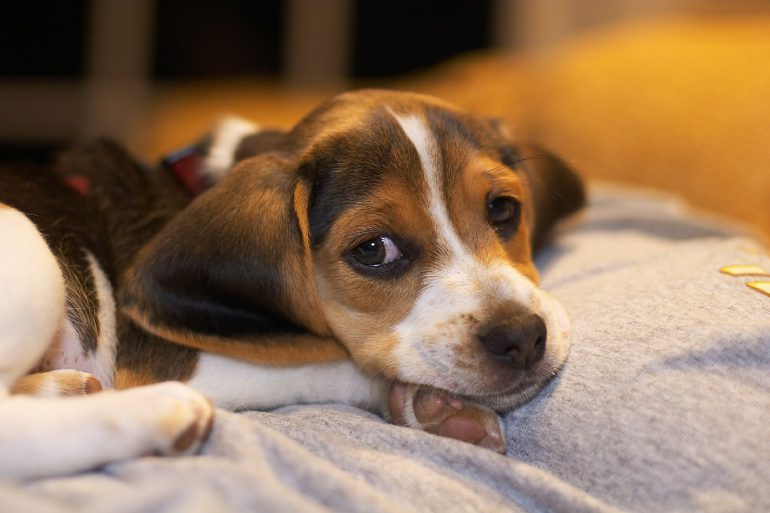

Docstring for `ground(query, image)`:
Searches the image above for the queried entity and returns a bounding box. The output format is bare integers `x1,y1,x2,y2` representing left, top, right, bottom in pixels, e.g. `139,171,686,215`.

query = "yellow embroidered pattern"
719,264,770,277
747,282,770,298
720,257,770,298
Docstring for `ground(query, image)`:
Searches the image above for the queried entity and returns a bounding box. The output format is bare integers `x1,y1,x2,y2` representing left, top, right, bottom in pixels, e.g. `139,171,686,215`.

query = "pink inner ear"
64,176,91,196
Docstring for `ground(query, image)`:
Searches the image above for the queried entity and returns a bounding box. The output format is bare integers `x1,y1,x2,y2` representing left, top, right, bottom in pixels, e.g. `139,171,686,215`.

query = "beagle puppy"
120,90,584,449
0,89,582,479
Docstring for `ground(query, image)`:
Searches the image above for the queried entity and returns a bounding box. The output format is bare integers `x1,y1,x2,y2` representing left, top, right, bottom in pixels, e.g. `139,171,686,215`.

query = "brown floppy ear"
120,153,347,365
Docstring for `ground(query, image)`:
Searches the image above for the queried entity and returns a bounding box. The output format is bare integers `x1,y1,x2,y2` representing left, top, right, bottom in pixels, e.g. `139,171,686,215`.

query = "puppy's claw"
173,397,214,453
85,376,102,394
154,384,214,456
389,383,507,453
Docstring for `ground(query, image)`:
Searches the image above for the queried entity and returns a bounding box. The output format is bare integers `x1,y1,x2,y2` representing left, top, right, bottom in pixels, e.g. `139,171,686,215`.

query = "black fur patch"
0,140,191,358
122,154,310,339
0,163,106,351
305,110,425,246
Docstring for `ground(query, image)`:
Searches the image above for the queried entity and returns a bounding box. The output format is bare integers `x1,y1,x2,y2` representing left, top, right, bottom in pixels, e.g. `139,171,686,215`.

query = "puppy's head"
122,90,584,410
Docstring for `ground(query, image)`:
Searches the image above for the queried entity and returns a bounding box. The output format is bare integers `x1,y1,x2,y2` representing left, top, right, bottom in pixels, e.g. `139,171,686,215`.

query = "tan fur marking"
317,181,429,317
124,307,349,365
452,155,539,283
285,180,331,335
114,368,156,389
312,179,433,375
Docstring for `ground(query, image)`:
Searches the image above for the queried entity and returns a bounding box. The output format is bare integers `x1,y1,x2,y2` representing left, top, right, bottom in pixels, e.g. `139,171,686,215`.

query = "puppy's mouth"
389,348,564,414
407,338,569,412
461,358,566,411
389,292,572,411
416,349,550,394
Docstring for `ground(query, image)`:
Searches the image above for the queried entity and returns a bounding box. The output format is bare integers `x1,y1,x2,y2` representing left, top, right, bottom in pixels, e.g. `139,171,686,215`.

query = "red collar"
162,144,209,197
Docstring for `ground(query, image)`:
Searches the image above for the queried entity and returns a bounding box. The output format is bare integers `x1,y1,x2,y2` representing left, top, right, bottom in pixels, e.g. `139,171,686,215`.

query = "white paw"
127,381,214,456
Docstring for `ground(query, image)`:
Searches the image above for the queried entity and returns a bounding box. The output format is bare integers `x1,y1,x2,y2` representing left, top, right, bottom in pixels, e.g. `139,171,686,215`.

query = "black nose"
477,313,547,370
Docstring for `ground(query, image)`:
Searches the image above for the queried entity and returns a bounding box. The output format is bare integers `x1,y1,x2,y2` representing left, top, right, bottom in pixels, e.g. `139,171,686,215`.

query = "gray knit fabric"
2,186,768,513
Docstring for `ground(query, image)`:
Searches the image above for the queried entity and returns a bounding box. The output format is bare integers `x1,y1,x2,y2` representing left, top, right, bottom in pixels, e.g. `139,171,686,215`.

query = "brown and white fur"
0,155,212,480
0,90,583,479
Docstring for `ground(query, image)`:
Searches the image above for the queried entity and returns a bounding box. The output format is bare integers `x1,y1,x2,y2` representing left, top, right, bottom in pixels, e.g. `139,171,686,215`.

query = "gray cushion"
4,186,769,513
508,186,770,512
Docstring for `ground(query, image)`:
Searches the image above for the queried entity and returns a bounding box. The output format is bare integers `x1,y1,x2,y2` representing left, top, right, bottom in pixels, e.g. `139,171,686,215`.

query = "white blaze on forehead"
389,111,473,263
385,109,570,396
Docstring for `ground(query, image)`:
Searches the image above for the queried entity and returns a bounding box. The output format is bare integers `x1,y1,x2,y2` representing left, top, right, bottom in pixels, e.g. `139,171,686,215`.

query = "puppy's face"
123,90,583,411
299,92,572,409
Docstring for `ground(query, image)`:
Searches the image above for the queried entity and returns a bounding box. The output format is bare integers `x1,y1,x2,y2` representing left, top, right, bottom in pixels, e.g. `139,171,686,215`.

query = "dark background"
0,0,494,161
1,0,492,80
0,0,709,162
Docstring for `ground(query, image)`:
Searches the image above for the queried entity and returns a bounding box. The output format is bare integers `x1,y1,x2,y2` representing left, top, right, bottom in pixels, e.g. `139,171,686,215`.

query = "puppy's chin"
462,335,571,412
394,333,570,413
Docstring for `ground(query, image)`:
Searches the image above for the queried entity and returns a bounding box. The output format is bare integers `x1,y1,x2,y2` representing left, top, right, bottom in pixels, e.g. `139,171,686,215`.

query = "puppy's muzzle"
477,311,547,370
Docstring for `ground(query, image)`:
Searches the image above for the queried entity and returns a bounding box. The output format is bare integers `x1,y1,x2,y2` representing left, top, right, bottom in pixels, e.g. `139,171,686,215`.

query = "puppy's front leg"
0,382,213,480
187,354,505,452
387,383,507,454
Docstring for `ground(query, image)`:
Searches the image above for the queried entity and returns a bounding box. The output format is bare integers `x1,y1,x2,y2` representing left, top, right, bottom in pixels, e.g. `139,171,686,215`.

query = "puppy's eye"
488,196,521,237
351,236,402,266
